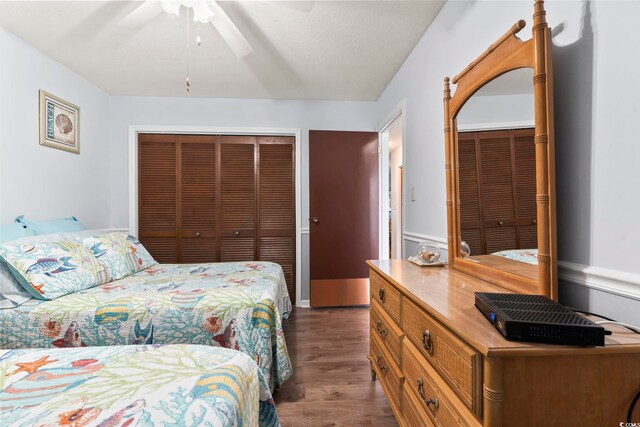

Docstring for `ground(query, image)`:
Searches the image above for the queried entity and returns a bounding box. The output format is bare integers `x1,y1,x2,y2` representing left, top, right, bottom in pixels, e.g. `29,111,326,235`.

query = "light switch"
411,186,416,201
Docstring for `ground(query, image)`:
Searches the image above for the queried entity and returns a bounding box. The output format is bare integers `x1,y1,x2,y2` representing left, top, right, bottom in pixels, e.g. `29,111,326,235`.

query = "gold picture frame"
39,90,80,154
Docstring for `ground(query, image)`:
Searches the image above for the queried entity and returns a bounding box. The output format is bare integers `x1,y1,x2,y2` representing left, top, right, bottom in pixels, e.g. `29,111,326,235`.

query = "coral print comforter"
0,344,280,426
0,262,292,390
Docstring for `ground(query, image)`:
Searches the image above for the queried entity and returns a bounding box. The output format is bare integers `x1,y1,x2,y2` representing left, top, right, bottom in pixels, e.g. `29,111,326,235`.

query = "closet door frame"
129,125,302,306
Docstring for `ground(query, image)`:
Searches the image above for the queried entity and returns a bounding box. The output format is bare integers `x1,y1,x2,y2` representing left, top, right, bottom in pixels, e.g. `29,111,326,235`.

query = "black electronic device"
474,293,606,346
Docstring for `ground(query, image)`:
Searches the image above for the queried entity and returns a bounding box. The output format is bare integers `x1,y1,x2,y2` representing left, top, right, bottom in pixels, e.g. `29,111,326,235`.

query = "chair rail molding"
402,232,640,301
558,261,640,301
403,231,448,250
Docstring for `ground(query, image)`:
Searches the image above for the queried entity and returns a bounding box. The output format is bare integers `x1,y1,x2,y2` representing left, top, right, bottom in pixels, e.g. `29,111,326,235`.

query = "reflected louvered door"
478,131,517,254
258,137,295,300
458,133,484,256
180,136,217,263
514,129,538,249
219,137,257,262
138,134,179,263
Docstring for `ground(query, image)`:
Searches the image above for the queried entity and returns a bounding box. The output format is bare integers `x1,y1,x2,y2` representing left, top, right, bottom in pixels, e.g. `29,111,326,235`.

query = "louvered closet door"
458,133,484,256
138,134,179,263
180,136,217,263
258,137,295,300
219,136,257,262
478,131,517,254
514,129,538,249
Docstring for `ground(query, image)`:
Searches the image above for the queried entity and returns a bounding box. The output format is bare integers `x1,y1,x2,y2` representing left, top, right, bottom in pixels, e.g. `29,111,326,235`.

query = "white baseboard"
297,299,310,308
402,232,640,301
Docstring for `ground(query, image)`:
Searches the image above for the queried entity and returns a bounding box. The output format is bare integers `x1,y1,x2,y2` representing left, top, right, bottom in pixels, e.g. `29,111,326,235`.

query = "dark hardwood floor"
274,307,398,426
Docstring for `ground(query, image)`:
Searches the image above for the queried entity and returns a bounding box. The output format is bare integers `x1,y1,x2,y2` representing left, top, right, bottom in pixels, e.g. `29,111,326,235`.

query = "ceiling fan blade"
118,1,163,28
209,3,253,57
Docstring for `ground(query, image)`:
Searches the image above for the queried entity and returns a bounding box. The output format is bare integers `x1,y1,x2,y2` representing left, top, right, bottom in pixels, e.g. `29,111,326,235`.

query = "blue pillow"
0,223,36,244
15,216,86,235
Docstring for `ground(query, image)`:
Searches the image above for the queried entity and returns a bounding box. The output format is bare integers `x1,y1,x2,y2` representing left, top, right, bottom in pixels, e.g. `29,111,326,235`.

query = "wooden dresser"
367,260,640,426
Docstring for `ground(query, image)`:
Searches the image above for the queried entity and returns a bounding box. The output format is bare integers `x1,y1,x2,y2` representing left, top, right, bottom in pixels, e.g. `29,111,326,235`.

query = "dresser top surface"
367,259,640,356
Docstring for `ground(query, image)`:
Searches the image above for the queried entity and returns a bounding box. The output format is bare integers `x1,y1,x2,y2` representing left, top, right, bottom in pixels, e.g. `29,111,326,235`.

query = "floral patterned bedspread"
0,262,292,390
0,344,280,426
491,249,539,265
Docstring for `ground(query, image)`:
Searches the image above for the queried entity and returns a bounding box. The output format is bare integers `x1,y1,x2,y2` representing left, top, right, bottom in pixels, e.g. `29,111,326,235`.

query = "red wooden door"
309,130,379,307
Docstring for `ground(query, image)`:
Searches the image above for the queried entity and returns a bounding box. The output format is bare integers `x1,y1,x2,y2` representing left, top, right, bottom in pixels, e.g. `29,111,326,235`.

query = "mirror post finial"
533,0,548,31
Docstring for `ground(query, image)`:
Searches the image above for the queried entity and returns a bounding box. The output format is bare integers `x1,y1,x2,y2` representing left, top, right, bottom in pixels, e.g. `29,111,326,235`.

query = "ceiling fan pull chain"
186,7,191,93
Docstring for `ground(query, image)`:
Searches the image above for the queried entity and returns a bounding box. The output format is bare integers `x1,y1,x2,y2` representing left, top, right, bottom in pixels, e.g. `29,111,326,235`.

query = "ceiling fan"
118,1,314,58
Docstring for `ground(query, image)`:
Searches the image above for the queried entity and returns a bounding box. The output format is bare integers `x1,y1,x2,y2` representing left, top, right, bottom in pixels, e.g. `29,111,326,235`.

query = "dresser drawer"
370,270,401,324
370,299,404,367
370,330,403,413
402,382,436,427
403,297,481,415
403,339,480,427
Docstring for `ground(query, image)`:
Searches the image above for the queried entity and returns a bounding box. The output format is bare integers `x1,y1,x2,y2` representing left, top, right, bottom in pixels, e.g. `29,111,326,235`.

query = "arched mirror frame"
444,0,557,299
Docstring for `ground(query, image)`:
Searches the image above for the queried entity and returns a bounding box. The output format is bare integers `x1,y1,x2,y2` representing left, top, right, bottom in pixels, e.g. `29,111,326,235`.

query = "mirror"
456,69,537,282
443,1,557,298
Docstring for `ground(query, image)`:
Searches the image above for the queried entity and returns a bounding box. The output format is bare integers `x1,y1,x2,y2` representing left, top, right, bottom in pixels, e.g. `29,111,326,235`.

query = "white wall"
0,26,112,229
108,96,378,301
375,0,640,323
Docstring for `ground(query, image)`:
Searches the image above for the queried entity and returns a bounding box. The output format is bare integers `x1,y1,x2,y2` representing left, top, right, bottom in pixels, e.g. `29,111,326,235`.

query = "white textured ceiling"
0,1,445,100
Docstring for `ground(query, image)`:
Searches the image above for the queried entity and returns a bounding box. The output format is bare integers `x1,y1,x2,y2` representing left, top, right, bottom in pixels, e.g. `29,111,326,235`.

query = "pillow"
15,215,86,235
0,261,33,308
0,223,36,243
0,240,110,300
5,229,127,247
78,232,157,281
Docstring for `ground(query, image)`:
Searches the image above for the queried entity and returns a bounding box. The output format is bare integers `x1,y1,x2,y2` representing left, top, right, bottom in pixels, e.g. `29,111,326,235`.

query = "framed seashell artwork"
39,90,80,154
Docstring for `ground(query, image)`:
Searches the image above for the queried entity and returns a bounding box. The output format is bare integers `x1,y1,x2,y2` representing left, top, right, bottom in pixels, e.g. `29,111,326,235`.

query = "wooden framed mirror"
444,0,557,298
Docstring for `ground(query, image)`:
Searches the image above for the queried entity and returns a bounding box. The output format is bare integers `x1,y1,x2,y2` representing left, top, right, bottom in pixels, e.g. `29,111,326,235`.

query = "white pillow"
0,261,33,309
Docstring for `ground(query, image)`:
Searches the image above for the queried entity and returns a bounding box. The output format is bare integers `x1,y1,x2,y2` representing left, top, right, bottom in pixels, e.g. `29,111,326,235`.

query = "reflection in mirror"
455,68,538,281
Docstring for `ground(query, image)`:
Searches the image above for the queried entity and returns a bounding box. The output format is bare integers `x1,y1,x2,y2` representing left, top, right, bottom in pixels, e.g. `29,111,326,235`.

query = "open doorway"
380,114,404,259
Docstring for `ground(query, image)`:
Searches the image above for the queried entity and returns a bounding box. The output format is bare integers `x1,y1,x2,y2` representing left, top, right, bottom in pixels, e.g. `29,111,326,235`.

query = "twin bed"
0,228,292,426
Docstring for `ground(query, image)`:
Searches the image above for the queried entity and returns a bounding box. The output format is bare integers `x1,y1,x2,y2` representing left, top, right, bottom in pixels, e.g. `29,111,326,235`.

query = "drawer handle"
376,320,388,337
378,288,385,302
376,354,388,373
195,231,201,237
417,377,439,409
427,397,439,409
422,329,433,351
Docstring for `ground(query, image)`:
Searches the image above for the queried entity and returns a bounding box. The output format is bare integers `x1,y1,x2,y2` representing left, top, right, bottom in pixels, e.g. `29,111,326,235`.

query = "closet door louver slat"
138,135,179,263
219,137,257,262
514,129,538,249
258,138,296,298
181,137,218,263
458,133,484,256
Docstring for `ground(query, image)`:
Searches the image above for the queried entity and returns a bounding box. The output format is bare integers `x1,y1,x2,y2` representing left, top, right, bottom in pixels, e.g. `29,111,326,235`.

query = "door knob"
311,217,319,224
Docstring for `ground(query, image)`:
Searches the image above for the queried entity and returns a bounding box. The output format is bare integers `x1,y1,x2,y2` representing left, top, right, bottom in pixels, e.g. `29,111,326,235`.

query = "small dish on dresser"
407,256,447,267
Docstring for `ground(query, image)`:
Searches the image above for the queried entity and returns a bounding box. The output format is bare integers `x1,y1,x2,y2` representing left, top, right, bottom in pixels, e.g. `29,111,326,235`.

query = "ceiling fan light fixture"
160,1,181,17
160,1,216,23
